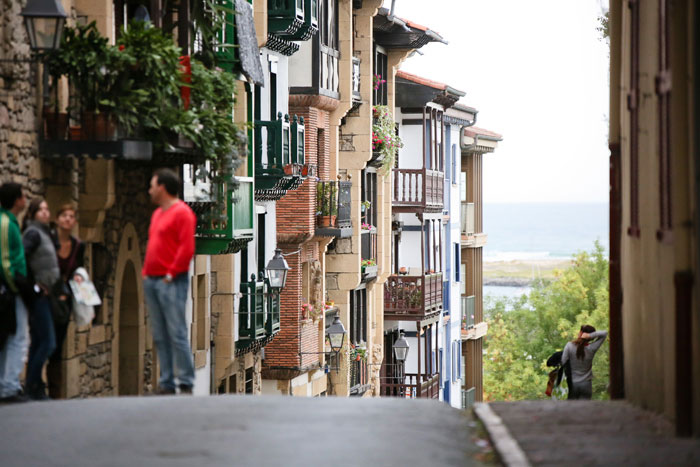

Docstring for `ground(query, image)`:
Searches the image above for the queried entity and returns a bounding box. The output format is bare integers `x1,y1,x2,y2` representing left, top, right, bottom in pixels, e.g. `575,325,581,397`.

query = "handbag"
49,279,72,325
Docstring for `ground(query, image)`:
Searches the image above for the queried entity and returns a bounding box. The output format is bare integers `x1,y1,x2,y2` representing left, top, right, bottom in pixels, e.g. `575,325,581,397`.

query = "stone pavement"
475,400,700,466
0,395,491,467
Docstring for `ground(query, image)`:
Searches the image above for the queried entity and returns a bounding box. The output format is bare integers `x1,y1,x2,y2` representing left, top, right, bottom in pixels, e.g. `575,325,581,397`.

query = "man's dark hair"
0,182,23,210
154,169,180,197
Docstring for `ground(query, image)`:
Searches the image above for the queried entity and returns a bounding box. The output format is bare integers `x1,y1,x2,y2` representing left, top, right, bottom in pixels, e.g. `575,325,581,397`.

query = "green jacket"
0,207,27,293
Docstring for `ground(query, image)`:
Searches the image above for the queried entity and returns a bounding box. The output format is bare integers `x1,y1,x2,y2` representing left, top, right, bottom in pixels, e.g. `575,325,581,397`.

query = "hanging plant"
372,105,403,176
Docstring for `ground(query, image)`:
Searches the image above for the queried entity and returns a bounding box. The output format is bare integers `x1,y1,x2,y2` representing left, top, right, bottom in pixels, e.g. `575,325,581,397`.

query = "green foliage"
372,105,402,176
316,182,338,216
483,242,609,401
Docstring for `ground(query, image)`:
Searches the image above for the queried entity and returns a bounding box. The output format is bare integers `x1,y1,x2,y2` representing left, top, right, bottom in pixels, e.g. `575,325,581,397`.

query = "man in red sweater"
142,169,196,395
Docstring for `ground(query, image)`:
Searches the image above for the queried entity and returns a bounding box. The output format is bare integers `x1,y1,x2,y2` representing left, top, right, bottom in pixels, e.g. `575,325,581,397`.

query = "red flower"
119,45,125,51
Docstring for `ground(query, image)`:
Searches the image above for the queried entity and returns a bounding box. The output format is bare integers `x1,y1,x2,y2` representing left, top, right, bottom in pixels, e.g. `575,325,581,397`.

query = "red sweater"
142,200,196,277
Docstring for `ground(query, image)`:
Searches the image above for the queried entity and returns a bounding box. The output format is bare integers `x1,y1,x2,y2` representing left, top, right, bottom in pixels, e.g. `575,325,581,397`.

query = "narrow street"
0,397,490,467
476,401,700,466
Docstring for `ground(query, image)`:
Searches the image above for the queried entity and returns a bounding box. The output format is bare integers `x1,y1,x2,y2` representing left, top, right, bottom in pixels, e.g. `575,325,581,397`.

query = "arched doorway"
118,260,141,395
112,223,146,396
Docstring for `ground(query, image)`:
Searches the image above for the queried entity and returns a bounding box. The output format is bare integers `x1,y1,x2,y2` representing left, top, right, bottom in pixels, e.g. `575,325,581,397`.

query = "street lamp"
21,0,67,52
326,312,346,353
393,332,409,362
266,249,289,290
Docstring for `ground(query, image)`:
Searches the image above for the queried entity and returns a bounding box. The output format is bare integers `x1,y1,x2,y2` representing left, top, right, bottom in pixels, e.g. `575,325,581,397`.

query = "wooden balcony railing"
238,278,281,349
319,44,339,97
392,168,444,212
380,373,439,399
384,273,443,319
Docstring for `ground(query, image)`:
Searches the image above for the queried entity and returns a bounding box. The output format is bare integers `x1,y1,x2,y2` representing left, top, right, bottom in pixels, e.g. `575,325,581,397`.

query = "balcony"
461,202,475,236
349,359,370,396
380,373,440,399
384,273,443,320
315,180,352,238
238,278,281,351
255,113,309,200
462,387,476,410
392,168,444,213
361,227,378,281
187,179,254,255
268,0,318,40
461,295,475,330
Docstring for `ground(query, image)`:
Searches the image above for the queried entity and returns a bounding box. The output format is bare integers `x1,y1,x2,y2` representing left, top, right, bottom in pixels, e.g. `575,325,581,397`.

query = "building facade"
608,0,699,436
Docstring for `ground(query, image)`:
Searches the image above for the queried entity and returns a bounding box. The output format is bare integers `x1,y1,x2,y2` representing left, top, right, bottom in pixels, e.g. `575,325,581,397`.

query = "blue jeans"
144,274,194,390
0,296,29,397
26,295,56,393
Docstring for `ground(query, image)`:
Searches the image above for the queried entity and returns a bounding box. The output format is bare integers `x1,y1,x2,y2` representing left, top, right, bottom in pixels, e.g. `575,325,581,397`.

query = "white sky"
389,0,610,203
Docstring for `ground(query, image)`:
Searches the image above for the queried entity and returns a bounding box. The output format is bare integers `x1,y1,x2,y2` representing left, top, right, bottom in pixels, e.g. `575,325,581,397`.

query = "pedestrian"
22,198,60,400
48,203,85,398
142,168,196,395
560,324,607,400
0,182,30,403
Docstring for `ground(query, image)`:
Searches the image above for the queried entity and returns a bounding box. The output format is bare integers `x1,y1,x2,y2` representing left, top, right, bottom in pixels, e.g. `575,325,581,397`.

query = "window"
269,59,278,119
454,244,460,283
373,46,388,106
228,374,237,394
245,368,254,394
350,288,367,345
361,169,378,227
460,172,467,202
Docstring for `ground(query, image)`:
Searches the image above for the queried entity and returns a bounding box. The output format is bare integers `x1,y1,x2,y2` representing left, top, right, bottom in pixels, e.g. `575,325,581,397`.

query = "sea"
482,202,609,301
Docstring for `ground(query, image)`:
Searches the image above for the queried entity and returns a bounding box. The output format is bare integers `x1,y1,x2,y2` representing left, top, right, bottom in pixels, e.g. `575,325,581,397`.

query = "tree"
483,242,609,401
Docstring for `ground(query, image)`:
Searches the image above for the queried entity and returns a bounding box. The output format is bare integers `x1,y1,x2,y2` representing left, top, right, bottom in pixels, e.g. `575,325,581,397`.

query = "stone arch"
112,223,145,396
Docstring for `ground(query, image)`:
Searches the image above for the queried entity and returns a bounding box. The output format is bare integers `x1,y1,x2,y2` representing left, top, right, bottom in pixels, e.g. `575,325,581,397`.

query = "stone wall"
0,1,41,195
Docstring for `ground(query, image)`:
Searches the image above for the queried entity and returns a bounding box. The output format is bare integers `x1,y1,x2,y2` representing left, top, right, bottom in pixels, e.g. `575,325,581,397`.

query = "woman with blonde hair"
560,324,608,399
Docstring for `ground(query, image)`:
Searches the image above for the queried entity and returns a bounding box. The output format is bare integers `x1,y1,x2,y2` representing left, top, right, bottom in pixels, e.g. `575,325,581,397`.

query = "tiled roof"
464,126,503,140
396,70,447,91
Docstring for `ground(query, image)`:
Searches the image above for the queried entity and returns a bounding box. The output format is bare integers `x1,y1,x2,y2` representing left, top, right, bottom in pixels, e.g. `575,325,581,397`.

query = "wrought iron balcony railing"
392,168,444,212
384,273,443,319
315,180,352,237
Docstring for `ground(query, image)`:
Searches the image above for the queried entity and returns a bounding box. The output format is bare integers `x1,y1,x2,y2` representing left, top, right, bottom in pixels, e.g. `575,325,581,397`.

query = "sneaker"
153,387,176,396
0,391,29,404
178,384,193,395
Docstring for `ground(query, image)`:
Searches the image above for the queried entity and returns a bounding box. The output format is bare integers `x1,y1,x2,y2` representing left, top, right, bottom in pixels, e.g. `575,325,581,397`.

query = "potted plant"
316,182,338,227
372,105,403,175
362,258,378,277
301,302,313,320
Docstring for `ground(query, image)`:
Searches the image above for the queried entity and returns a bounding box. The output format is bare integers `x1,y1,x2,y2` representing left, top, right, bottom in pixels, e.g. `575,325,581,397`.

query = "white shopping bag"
69,267,101,326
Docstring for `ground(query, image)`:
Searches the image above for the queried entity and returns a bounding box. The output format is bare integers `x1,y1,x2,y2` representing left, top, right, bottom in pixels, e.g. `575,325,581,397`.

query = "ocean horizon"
483,202,609,262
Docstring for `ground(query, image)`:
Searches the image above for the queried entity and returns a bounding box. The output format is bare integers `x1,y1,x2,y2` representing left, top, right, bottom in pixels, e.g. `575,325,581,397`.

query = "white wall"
288,40,313,88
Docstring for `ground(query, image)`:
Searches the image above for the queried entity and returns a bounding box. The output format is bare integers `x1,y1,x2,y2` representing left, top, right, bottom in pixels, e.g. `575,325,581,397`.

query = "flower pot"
43,109,69,140
283,164,294,176
81,111,117,141
399,266,407,275
317,215,336,228
301,165,309,176
356,355,361,362
69,126,81,140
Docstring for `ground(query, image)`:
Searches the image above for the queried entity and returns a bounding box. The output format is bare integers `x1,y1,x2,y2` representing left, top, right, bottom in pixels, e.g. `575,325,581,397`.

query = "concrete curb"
473,402,531,467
